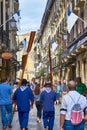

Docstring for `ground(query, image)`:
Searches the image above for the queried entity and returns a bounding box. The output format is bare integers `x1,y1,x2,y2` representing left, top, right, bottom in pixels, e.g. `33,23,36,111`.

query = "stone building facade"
0,0,19,82
16,32,36,82
34,0,87,85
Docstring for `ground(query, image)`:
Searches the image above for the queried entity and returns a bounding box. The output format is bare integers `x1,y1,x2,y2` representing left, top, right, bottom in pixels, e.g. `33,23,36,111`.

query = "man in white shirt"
60,80,87,130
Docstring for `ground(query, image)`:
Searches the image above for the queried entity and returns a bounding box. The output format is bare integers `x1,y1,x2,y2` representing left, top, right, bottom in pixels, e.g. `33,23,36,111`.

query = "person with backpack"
60,80,87,130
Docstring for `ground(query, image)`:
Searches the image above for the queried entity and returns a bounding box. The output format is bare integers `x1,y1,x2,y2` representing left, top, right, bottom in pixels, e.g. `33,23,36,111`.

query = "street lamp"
10,17,17,29
62,32,67,48
63,32,67,40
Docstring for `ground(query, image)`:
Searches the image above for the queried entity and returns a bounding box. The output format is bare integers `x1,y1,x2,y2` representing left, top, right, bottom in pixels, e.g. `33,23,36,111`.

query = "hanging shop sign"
1,51,13,60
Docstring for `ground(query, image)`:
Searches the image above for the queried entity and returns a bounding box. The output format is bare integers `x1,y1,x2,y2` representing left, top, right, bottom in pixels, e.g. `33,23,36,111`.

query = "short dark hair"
21,79,27,86
76,77,81,81
2,78,8,83
44,82,51,87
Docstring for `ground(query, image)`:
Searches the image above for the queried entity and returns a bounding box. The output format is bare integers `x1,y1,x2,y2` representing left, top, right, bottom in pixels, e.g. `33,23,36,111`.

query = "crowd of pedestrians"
0,76,87,130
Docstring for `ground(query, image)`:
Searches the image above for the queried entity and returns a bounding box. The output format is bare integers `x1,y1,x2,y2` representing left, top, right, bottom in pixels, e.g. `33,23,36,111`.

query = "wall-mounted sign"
1,51,13,60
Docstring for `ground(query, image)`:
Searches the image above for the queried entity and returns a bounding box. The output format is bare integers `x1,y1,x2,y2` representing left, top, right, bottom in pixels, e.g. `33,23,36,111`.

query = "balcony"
61,0,65,4
5,0,9,9
61,18,67,33
5,0,19,10
56,28,61,41
14,0,19,11
56,33,61,41
60,22,64,35
73,6,80,15
0,30,10,51
62,27,87,59
76,0,85,7
42,55,48,63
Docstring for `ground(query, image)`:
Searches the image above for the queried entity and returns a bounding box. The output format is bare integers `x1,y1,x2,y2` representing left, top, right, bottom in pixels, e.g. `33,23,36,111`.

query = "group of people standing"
0,76,87,130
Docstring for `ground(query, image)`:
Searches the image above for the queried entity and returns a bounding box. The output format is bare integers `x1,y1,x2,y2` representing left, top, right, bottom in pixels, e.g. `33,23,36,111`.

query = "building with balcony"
34,0,87,85
63,0,87,84
16,32,36,83
0,0,19,82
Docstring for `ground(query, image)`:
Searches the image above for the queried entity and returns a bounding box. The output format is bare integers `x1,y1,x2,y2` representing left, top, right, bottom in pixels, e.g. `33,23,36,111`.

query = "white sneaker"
38,119,41,123
45,126,48,130
36,118,39,122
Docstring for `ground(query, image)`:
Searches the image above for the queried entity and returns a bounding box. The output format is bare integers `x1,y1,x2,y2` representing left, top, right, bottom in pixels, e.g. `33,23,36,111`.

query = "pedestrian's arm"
84,112,87,120
39,91,44,103
10,91,13,101
60,114,65,130
84,104,87,121
29,88,34,109
30,101,34,109
9,86,14,99
12,91,17,113
13,101,17,114
60,97,67,130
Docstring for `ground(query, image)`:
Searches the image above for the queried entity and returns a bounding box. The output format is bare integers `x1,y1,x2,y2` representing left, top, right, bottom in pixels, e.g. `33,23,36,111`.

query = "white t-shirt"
60,90,87,120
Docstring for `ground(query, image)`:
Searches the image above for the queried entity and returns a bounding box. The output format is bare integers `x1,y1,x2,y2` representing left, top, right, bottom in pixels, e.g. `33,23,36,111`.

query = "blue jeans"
43,111,55,130
1,104,12,129
18,111,29,129
63,120,84,130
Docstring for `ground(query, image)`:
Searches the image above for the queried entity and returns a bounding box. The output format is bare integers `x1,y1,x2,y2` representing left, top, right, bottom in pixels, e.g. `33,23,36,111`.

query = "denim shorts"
63,120,84,130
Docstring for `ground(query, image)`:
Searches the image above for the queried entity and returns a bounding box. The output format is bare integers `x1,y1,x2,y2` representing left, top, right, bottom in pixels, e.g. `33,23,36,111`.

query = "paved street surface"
0,104,60,130
0,104,87,130
12,104,60,130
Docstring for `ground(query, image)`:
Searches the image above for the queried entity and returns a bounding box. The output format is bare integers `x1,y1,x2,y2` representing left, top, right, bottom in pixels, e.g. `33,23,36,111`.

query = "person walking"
55,81,61,104
40,82,56,130
33,84,42,123
61,79,67,97
60,80,87,130
0,78,13,130
30,78,36,92
13,79,34,130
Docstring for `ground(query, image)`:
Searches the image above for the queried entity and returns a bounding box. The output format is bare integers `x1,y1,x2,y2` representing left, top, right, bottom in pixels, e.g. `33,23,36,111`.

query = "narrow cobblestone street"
0,104,60,130
0,104,87,130
12,104,60,130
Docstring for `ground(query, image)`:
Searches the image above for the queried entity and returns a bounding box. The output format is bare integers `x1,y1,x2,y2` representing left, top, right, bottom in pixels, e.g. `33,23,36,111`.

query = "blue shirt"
56,85,61,93
13,86,34,112
0,83,13,105
40,89,56,111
